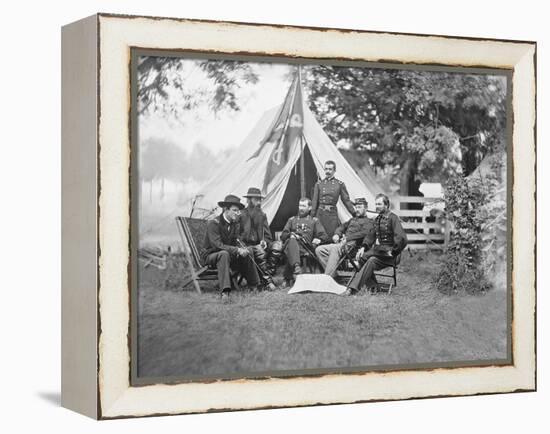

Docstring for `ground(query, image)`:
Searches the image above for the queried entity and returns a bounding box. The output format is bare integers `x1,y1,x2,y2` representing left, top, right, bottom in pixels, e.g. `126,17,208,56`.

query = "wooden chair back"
175,216,208,267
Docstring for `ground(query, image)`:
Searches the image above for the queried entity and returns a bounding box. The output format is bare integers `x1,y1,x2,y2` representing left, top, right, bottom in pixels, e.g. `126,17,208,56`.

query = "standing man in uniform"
346,193,407,295
239,187,277,291
201,194,260,300
315,198,374,277
311,160,356,238
281,197,329,281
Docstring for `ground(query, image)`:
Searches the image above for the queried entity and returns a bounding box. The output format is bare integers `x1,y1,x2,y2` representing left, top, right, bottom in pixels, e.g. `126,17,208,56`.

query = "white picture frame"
61,13,536,419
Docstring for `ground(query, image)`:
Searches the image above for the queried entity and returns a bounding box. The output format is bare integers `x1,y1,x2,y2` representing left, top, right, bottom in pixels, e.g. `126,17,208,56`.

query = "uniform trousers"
348,255,395,291
284,238,304,267
316,208,339,238
205,249,259,292
315,242,353,277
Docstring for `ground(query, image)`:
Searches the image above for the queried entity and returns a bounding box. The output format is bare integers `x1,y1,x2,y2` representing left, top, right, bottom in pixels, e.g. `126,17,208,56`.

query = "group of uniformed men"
201,160,407,300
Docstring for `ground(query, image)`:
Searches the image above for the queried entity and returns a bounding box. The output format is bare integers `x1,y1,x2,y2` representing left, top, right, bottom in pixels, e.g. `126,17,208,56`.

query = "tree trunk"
461,139,481,176
399,157,423,210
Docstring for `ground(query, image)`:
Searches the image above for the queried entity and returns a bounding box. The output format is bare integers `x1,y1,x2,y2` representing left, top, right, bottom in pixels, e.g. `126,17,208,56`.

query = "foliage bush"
435,153,506,294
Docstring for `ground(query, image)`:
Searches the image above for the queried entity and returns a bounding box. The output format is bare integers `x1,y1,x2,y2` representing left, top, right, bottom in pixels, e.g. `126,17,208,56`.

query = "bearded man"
345,193,407,295
239,187,278,291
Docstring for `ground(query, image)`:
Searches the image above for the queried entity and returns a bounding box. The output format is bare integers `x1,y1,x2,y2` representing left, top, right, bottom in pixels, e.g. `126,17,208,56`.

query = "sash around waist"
318,204,336,211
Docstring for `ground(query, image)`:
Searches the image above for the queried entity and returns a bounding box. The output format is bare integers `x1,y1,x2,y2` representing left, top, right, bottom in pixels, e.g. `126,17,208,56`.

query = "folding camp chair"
333,244,361,285
175,216,241,294
372,255,399,292
334,245,399,294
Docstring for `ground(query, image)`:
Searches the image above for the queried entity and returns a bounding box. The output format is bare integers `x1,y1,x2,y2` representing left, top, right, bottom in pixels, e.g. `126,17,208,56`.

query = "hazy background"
138,61,294,243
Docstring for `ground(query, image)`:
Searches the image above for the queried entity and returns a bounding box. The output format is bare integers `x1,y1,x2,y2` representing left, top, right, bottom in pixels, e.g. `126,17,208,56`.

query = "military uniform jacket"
239,206,272,245
311,177,355,216
334,215,375,244
361,211,407,255
201,213,240,263
280,214,329,245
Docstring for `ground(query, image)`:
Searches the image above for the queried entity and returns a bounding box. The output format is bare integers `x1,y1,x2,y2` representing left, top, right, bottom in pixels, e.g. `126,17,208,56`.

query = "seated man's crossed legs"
347,254,395,293
205,250,260,293
315,242,351,277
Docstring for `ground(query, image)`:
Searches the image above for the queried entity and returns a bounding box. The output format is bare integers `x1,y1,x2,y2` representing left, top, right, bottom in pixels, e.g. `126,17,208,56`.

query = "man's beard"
248,203,261,219
298,209,309,217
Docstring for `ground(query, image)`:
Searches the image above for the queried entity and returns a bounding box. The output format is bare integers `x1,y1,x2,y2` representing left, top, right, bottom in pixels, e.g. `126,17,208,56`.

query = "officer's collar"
324,176,334,181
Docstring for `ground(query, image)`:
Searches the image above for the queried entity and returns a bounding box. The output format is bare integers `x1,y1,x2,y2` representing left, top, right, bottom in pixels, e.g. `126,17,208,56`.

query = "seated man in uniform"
315,198,374,277
201,194,260,300
281,197,329,282
345,193,407,295
239,187,277,291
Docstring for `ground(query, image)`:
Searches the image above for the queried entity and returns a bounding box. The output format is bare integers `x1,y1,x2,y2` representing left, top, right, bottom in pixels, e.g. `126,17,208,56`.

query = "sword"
236,239,273,281
292,233,325,269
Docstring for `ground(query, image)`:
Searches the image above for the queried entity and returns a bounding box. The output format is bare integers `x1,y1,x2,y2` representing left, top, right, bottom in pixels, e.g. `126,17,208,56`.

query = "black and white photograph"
3,0,543,428
132,54,510,381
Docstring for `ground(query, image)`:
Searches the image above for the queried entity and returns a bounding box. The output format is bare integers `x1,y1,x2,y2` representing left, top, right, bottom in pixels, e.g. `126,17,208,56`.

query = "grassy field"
137,251,509,379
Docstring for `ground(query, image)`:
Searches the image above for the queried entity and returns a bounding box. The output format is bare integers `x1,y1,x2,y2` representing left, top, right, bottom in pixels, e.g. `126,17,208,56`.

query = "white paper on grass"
287,274,347,295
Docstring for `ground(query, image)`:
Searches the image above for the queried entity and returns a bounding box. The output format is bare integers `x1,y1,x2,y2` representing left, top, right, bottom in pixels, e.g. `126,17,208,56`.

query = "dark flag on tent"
247,72,304,192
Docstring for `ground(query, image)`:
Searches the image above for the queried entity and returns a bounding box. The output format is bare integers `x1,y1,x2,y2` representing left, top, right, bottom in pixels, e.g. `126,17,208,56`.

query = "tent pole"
297,65,306,198
300,135,306,198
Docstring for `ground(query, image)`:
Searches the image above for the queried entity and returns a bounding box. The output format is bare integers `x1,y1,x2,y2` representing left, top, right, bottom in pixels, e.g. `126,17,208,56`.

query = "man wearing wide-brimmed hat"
202,194,260,299
315,197,374,277
239,187,279,291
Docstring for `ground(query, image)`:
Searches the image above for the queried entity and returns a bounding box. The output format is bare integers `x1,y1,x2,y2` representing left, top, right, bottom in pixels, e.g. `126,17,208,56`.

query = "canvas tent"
196,72,383,231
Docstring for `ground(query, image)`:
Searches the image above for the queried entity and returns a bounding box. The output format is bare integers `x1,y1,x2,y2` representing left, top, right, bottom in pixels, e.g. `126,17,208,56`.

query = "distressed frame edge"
95,11,537,46
94,14,536,419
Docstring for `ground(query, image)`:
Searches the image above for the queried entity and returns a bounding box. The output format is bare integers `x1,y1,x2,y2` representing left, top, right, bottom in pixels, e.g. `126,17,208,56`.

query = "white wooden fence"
393,196,448,251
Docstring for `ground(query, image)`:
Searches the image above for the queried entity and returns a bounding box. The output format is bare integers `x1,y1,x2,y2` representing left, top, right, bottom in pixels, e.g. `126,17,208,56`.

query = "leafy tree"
137,56,259,118
434,152,506,295
302,65,507,196
138,59,507,198
434,174,490,294
473,152,507,282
